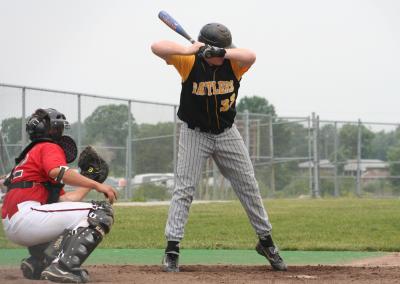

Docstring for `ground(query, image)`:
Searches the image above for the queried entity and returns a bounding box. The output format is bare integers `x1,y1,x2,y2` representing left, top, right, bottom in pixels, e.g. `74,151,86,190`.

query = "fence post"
256,119,260,158
269,115,275,195
243,110,250,152
21,88,27,147
312,113,320,198
0,132,8,174
333,121,339,197
356,119,362,197
126,101,133,200
307,116,313,196
77,94,82,151
173,106,177,190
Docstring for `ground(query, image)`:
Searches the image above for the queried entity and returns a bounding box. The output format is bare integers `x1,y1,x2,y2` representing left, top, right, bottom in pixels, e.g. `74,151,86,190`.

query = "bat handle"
190,39,195,44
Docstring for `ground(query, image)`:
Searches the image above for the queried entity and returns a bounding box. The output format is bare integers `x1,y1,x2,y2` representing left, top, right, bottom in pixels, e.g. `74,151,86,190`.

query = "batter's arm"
224,48,256,67
151,40,204,60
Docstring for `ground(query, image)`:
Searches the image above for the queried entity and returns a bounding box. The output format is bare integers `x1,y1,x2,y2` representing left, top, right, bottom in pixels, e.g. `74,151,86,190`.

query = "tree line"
1,97,400,194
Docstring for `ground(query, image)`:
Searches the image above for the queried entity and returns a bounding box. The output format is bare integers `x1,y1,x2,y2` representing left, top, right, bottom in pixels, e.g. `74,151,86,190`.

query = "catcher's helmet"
26,108,70,141
198,23,234,48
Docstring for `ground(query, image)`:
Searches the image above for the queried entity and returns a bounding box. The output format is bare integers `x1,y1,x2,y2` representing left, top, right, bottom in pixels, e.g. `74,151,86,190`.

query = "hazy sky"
0,0,399,124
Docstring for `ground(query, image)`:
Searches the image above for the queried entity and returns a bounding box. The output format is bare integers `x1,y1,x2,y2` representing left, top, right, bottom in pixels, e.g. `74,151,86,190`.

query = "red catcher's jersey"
2,142,67,219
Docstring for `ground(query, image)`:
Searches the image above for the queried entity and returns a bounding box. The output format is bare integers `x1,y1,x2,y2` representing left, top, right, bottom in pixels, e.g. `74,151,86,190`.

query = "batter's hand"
95,183,117,204
198,45,226,59
185,42,204,55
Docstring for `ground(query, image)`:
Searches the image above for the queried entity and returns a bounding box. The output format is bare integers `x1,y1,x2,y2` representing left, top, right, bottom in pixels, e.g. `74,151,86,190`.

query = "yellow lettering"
229,93,236,108
217,81,225,95
192,82,198,94
194,81,235,96
205,81,213,96
220,99,230,112
220,93,236,112
227,80,234,93
211,81,217,95
197,82,206,96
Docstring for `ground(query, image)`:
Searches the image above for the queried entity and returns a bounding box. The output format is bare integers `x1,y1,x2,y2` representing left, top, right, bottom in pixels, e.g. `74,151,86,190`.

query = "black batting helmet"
26,108,70,141
198,23,234,48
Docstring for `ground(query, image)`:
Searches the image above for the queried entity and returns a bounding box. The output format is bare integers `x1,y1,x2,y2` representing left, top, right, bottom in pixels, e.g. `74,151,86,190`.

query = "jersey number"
220,93,236,112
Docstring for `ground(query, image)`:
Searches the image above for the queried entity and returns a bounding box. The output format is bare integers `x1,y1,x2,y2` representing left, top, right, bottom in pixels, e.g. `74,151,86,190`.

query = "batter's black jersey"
167,54,250,133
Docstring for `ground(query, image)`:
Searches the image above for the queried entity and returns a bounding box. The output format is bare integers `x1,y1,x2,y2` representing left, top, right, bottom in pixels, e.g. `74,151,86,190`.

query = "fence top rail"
0,83,178,108
319,119,400,127
2,83,399,126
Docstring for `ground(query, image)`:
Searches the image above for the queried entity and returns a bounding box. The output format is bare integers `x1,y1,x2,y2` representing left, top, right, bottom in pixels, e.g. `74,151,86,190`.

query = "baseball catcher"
1,108,117,283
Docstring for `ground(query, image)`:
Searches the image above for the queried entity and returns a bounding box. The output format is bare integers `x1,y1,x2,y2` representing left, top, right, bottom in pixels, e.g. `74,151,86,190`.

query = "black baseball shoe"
162,251,179,272
40,263,89,283
20,256,46,280
256,241,288,271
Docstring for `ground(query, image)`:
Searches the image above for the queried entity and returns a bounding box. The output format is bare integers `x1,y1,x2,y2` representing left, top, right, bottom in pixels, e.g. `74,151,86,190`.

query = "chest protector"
4,136,77,203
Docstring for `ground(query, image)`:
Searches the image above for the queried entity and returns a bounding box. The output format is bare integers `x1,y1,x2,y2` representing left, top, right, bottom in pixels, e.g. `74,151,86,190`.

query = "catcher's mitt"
78,146,109,183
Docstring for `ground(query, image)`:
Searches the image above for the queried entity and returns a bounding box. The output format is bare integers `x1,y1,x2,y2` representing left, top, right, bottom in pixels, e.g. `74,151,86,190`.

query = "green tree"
338,124,375,159
1,117,23,169
84,104,135,146
319,124,337,160
83,104,137,176
387,144,400,191
370,128,399,160
236,95,309,192
236,96,276,116
134,122,175,174
1,117,22,145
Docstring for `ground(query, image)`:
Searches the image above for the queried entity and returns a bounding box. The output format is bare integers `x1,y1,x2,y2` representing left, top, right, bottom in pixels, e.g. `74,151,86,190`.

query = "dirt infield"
2,261,400,284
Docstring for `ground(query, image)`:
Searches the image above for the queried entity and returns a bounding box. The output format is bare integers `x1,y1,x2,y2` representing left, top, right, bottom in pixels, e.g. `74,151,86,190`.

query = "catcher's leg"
41,201,114,283
20,243,51,280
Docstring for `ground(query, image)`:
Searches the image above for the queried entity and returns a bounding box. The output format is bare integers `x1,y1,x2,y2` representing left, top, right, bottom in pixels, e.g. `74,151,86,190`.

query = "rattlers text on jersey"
167,55,249,134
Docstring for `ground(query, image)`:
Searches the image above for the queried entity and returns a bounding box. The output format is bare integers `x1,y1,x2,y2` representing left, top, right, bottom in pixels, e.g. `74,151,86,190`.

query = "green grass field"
1,198,400,251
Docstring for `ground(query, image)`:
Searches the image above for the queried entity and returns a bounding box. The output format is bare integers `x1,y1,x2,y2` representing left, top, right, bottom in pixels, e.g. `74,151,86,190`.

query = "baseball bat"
158,10,195,44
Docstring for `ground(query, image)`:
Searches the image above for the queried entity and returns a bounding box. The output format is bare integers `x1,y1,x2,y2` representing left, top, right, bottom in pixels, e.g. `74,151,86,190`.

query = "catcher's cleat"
20,256,46,280
162,251,179,272
41,263,89,283
256,242,288,271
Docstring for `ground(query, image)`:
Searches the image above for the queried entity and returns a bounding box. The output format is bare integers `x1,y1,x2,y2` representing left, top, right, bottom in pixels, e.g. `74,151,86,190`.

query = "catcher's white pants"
2,201,92,247
165,123,272,241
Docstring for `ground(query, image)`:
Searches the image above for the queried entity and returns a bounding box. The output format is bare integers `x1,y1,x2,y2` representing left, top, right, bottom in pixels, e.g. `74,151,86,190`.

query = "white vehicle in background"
132,173,174,191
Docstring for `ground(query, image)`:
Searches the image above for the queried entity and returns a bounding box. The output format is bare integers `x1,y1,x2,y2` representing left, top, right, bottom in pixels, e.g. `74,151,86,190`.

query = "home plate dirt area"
1,255,400,284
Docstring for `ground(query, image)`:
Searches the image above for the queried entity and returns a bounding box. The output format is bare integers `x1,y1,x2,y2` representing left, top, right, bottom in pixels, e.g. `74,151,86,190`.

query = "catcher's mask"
26,108,70,142
198,23,234,48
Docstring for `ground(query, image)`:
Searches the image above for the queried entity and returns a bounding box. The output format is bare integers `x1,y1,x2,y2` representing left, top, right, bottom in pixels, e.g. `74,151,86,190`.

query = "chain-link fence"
1,83,400,201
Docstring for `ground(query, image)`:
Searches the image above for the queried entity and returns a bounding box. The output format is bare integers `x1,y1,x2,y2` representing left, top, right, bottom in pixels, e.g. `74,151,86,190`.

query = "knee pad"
43,229,70,263
58,226,103,271
88,201,114,235
55,202,114,271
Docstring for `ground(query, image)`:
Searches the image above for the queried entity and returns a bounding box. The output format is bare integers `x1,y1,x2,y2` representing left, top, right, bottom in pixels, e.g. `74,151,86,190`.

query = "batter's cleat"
20,256,46,280
256,242,288,271
40,263,89,283
162,251,179,272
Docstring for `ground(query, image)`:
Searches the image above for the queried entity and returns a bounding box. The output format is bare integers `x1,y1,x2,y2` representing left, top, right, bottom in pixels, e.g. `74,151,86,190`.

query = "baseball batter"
151,23,287,272
1,108,117,283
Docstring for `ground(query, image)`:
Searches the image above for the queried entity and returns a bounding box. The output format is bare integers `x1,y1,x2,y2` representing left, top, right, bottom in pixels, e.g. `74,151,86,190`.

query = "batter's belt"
186,123,231,135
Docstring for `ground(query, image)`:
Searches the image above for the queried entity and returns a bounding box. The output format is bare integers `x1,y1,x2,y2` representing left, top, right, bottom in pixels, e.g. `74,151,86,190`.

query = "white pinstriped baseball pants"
165,123,272,241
